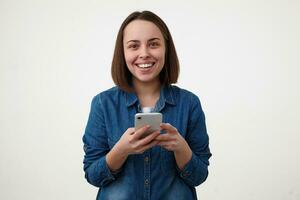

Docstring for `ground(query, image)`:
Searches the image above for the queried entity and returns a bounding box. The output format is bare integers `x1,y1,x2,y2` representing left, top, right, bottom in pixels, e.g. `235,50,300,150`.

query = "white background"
1,0,299,199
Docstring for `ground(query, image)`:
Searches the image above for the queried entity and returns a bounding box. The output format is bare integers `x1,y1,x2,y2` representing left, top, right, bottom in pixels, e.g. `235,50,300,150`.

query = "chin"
138,78,154,83
135,76,158,83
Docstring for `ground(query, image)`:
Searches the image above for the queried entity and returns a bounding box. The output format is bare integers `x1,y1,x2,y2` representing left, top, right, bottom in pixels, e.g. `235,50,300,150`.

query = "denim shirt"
82,85,212,200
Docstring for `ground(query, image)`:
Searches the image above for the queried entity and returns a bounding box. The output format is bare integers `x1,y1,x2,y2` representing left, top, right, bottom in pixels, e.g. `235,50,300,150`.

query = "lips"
136,62,155,69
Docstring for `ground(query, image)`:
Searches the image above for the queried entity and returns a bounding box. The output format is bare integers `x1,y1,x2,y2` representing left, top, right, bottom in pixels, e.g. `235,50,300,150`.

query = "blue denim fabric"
82,85,212,200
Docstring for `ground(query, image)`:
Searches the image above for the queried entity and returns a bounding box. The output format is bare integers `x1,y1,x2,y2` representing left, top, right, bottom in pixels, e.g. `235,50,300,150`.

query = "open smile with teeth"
137,63,155,68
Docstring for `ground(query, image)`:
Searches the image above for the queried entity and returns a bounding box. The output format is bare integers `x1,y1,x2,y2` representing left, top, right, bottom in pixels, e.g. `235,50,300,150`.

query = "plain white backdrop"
1,0,299,199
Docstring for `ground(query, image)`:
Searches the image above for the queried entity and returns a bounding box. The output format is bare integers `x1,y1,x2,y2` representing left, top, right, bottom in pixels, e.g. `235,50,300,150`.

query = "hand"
155,123,192,169
115,125,160,155
155,123,187,153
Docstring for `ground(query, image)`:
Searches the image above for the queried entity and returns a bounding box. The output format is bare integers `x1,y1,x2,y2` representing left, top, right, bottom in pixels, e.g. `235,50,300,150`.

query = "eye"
149,42,160,48
128,43,139,49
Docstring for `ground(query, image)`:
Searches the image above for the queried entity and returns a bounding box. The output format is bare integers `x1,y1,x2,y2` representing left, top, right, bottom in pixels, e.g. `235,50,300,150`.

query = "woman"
83,10,211,200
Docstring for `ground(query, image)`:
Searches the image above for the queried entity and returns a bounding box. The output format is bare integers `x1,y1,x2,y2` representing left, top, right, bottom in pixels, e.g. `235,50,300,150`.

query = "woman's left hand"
155,123,187,153
155,123,193,169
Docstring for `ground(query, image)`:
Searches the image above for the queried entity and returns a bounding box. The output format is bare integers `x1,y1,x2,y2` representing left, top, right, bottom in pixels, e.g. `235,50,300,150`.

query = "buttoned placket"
143,150,151,200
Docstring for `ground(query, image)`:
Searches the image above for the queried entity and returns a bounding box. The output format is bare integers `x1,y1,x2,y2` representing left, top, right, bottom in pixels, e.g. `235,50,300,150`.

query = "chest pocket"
107,137,118,149
107,127,127,149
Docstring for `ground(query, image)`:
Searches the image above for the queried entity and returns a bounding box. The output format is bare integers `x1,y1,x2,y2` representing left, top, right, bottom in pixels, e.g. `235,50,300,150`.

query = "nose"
139,45,150,59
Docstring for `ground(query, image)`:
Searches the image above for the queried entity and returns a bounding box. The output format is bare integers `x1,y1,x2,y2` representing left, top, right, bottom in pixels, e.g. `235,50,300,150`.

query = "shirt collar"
124,85,176,108
125,91,138,107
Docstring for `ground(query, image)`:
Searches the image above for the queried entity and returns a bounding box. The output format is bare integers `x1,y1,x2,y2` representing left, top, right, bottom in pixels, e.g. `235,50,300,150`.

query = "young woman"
83,11,211,200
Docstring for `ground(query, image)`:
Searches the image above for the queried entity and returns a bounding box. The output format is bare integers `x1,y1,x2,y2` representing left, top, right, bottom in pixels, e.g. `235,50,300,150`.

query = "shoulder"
169,85,200,102
168,85,204,113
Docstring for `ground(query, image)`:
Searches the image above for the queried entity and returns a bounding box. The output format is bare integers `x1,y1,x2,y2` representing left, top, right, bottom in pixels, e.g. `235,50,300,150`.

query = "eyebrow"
126,38,161,44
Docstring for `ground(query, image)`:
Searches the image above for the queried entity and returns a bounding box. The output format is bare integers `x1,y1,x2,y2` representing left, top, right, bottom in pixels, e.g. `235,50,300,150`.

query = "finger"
160,123,178,133
156,141,171,146
158,141,176,151
158,143,173,151
137,139,159,153
133,125,150,139
155,134,175,142
126,127,135,135
139,130,160,146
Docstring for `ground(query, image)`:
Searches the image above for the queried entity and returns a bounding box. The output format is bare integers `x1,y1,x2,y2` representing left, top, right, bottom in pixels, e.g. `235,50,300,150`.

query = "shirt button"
144,156,149,162
183,171,190,178
145,179,149,185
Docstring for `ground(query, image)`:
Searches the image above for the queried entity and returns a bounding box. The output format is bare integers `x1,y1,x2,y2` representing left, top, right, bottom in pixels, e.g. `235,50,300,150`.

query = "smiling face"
123,20,166,86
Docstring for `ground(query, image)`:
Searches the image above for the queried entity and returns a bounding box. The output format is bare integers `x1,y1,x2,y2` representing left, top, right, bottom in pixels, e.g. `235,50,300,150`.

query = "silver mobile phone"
134,112,162,138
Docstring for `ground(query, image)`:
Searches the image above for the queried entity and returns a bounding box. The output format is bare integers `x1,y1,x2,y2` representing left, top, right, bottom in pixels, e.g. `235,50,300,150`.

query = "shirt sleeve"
177,94,212,187
82,95,120,187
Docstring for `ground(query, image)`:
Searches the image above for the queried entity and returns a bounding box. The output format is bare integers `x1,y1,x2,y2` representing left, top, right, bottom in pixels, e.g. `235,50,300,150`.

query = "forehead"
123,20,164,42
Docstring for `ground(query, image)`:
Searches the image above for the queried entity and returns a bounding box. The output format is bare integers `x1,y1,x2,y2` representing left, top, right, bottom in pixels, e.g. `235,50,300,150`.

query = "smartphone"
134,112,163,138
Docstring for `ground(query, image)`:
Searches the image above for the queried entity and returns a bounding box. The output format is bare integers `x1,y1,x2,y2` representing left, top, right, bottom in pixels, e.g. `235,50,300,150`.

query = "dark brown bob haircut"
111,10,180,92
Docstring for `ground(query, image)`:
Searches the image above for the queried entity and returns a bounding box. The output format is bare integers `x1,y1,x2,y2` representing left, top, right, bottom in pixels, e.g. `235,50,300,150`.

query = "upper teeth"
138,63,153,68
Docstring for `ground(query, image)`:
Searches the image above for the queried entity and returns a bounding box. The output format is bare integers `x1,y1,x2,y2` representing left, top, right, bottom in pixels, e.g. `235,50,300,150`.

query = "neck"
133,78,161,96
133,78,161,107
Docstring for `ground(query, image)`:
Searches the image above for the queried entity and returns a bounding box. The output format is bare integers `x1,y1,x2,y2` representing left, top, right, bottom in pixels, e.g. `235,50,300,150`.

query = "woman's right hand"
106,126,159,172
115,125,160,156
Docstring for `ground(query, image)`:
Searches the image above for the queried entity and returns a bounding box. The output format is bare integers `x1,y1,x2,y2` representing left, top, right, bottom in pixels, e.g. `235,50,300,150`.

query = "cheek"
124,52,135,66
155,51,165,65
155,48,165,60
